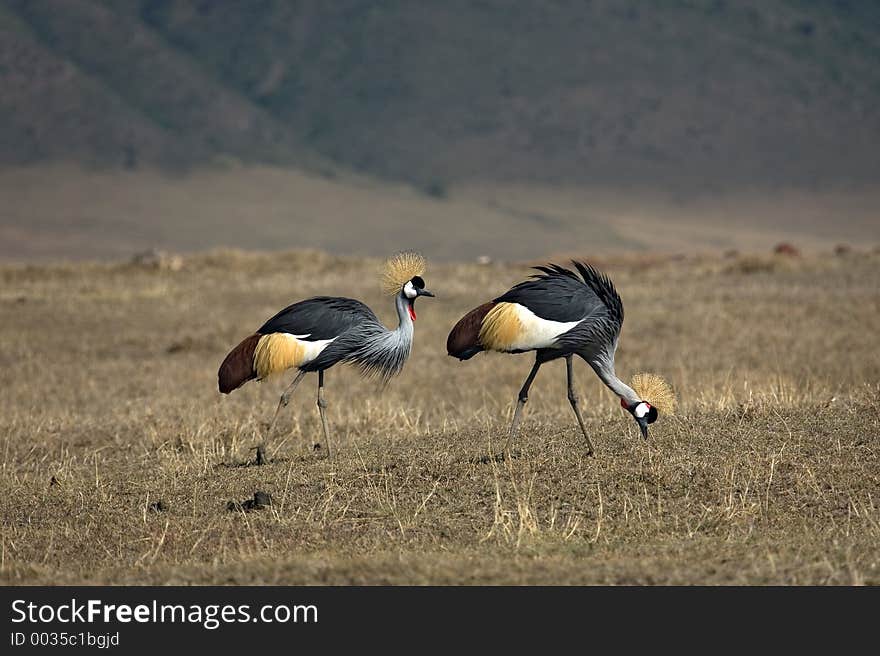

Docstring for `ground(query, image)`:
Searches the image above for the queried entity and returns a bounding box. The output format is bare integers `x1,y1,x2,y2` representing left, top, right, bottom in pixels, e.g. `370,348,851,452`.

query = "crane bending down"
218,252,434,458
446,261,674,455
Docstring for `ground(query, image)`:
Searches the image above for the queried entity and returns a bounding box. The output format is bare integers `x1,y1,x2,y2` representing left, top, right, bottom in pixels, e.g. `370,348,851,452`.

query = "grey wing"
494,263,620,324
553,263,625,356
554,313,621,360
570,262,624,326
258,297,378,340
497,262,624,357
299,322,384,372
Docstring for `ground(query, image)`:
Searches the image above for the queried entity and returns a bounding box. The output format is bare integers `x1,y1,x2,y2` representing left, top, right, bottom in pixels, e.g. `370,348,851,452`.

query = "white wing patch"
503,303,581,351
292,335,336,365
274,333,336,367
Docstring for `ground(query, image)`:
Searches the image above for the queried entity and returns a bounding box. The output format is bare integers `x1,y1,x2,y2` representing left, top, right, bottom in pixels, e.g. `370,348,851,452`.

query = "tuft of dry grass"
0,250,878,584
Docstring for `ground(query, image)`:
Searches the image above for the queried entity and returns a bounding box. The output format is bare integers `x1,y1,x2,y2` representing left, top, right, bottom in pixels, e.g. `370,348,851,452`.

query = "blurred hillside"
2,0,879,191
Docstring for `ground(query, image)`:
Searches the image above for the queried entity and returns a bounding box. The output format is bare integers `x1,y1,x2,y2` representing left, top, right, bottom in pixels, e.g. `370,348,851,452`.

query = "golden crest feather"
381,251,426,295
631,373,677,415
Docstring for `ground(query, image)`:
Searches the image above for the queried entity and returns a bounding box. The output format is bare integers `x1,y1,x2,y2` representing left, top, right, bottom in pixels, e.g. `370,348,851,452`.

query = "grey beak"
637,417,649,440
418,289,435,298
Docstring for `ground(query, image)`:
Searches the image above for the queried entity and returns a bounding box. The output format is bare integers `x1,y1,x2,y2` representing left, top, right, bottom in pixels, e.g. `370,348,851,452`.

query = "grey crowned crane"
446,261,674,455
218,252,434,458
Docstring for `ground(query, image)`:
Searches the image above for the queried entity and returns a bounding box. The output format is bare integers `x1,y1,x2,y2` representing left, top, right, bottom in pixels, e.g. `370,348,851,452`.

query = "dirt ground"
1,249,878,584
3,165,879,262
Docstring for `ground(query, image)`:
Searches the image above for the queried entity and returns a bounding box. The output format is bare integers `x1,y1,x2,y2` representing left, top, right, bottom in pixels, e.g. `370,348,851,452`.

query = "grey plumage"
496,262,622,325
495,262,637,403
220,265,433,459
447,260,653,455
304,293,415,385
259,296,377,340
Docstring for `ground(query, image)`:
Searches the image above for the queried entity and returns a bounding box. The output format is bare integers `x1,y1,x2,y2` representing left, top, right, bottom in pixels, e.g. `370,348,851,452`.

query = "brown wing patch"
447,302,495,359
478,302,524,352
218,333,260,394
254,333,306,379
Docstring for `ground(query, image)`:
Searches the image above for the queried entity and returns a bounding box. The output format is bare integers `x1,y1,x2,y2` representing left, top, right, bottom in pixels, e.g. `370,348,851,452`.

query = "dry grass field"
1,248,879,585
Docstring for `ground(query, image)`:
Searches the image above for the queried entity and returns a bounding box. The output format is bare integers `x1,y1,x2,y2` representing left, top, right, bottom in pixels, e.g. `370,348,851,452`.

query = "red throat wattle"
408,305,416,321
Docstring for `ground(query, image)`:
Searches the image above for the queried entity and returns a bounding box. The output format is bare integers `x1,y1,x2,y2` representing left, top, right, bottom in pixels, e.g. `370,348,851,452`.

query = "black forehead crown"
411,276,425,289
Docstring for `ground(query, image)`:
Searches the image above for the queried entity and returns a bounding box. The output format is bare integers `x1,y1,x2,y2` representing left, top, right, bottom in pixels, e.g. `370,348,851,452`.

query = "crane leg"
505,358,542,455
316,370,333,458
566,355,595,456
260,369,306,462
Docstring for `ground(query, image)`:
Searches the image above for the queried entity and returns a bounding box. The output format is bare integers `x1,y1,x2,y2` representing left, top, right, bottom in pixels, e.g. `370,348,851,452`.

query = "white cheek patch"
634,402,650,419
404,281,417,299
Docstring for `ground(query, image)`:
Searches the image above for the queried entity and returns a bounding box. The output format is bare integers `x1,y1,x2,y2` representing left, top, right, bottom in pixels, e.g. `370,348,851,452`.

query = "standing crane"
218,252,434,459
446,261,674,455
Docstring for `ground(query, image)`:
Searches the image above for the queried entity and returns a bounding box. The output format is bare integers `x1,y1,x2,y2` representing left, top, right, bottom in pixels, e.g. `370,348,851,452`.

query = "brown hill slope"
2,0,318,170
2,1,879,190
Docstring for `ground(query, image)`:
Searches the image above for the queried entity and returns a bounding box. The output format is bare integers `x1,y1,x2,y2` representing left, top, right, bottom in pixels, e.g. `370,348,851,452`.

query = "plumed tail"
446,302,494,360
218,334,261,394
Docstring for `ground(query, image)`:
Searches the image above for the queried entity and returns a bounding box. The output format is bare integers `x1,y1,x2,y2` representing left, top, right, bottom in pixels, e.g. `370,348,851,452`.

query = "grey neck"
587,353,641,406
341,291,415,384
394,293,415,337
